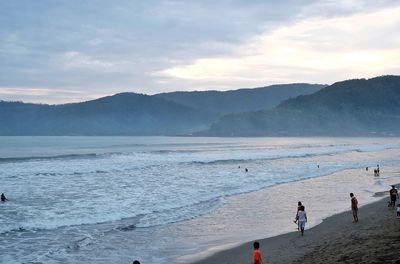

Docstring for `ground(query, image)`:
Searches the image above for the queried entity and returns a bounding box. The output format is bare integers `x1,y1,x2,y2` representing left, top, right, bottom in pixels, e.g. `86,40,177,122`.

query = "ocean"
0,136,399,263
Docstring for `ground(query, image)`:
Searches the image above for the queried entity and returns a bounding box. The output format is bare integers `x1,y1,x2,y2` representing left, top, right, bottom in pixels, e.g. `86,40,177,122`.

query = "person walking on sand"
253,241,263,264
294,201,302,230
350,193,358,223
389,185,398,208
298,205,307,236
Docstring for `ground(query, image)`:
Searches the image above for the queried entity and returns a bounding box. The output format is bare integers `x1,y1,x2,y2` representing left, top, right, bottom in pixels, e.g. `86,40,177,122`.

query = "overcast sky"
1,0,399,103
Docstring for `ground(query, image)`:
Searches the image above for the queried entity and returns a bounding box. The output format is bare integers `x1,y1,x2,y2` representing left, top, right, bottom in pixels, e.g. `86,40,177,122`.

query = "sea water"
0,137,399,263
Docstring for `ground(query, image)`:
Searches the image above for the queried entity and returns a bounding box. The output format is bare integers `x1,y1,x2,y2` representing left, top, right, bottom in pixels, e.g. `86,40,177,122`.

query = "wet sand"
192,190,400,264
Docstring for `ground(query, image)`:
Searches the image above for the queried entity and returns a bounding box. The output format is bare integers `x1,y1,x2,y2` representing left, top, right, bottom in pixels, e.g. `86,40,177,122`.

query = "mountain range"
1,76,399,136
206,75,400,136
0,83,323,135
155,84,324,116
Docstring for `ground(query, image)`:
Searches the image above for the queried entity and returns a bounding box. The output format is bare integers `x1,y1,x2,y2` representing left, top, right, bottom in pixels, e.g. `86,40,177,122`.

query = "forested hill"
206,75,400,136
0,93,212,135
0,83,323,136
155,83,325,115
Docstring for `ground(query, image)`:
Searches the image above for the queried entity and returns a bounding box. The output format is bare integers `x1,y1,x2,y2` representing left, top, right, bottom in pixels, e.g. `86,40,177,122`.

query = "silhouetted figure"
366,167,368,171
390,185,399,208
350,193,358,223
245,168,248,172
1,193,8,202
317,164,319,169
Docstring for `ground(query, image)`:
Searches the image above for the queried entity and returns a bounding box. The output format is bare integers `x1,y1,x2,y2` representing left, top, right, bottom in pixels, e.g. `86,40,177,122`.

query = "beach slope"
192,196,400,264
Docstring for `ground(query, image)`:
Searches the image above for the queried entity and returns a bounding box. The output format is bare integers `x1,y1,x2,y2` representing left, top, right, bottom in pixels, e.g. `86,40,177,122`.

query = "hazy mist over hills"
0,83,323,136
206,75,400,136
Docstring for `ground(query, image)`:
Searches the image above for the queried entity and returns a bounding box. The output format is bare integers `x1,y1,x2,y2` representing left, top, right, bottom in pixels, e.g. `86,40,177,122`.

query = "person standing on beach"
253,241,263,264
350,193,358,223
298,205,307,236
389,185,398,207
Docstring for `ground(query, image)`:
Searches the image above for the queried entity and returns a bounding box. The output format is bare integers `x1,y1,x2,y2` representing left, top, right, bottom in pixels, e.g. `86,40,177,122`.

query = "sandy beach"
192,189,400,264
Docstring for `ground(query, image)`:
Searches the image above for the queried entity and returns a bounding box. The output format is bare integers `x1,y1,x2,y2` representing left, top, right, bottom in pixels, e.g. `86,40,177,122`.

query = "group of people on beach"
366,164,381,176
251,184,397,264
251,170,400,264
291,194,364,235
122,165,400,264
3,164,395,264
252,200,310,263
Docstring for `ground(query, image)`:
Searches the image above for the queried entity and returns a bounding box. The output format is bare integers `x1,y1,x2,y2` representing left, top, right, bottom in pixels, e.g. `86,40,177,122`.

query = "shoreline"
181,165,400,263
192,189,400,264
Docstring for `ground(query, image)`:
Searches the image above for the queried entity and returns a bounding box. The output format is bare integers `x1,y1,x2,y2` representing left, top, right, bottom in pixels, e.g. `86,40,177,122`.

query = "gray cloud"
0,0,399,103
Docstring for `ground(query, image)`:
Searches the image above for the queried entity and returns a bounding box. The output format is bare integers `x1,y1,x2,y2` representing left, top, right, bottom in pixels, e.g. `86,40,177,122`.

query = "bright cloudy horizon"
1,0,400,104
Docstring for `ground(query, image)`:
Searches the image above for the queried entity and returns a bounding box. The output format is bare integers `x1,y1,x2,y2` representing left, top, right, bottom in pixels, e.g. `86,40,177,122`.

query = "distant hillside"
0,93,212,135
206,75,400,136
155,83,325,115
0,83,324,136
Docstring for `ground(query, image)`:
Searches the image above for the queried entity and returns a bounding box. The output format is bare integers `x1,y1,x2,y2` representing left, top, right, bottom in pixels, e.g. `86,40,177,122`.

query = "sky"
1,0,399,104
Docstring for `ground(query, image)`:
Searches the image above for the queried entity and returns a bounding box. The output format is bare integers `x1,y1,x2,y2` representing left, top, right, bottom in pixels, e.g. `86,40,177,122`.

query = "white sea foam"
0,137,400,263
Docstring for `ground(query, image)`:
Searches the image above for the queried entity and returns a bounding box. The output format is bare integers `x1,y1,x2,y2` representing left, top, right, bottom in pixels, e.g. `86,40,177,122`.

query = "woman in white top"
298,205,307,236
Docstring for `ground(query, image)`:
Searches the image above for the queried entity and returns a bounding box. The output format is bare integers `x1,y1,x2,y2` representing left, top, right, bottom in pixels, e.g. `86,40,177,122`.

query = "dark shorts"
391,195,397,202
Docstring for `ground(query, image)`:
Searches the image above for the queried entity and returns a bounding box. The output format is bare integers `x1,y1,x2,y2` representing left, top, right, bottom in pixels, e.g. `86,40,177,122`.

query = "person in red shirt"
350,193,358,223
253,241,263,264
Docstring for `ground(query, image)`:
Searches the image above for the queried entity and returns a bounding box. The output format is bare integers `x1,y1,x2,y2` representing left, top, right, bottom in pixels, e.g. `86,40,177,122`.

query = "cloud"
0,1,399,103
160,6,400,88
0,87,109,104
62,51,115,70
0,87,55,97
